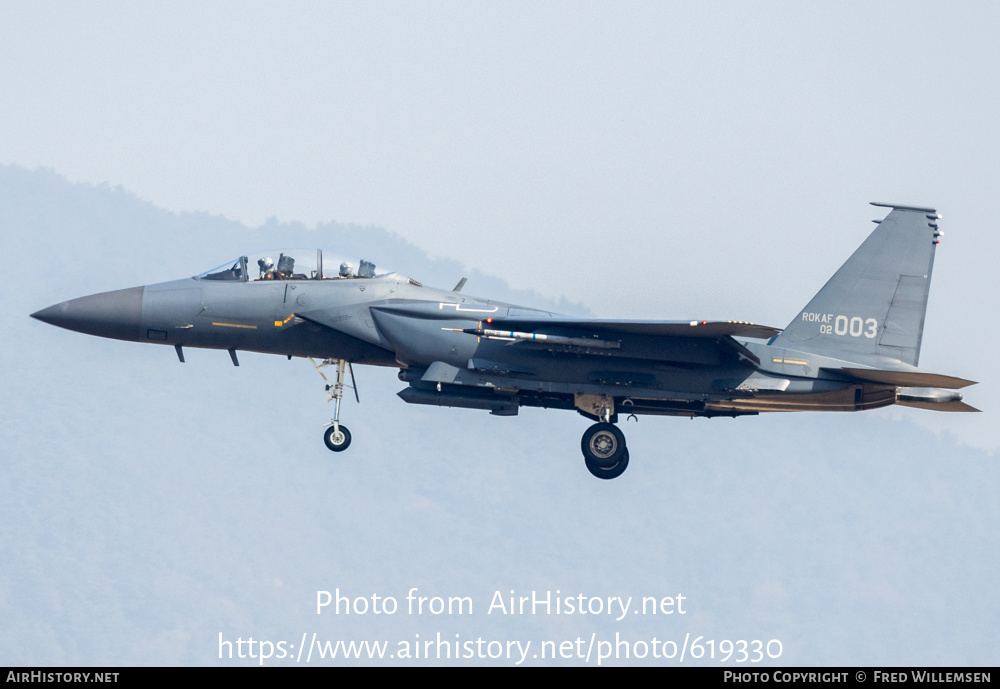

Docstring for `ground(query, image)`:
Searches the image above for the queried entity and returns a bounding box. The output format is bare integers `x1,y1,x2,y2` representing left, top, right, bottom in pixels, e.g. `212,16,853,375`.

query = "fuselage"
32,270,902,418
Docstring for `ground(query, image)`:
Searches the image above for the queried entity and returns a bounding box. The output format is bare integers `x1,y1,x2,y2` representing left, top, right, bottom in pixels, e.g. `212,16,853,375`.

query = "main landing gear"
575,394,631,479
310,357,357,453
581,422,629,479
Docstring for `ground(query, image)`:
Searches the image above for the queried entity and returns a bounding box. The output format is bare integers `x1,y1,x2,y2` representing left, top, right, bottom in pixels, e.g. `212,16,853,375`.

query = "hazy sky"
2,3,996,293
2,3,999,666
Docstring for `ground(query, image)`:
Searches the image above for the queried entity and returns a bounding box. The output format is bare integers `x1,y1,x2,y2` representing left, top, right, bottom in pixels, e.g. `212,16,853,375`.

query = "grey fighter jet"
31,202,978,479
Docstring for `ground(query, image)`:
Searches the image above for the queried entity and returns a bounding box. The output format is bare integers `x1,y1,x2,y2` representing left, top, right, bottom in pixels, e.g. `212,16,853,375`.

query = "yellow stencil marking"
211,322,257,330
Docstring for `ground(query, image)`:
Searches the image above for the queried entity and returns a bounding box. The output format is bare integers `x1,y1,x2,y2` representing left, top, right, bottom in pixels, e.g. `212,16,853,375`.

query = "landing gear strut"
581,422,629,479
310,357,357,452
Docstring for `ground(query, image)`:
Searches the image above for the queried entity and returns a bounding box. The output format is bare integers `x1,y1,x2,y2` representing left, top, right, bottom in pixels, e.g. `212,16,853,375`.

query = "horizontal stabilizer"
896,399,981,413
829,367,977,389
487,317,782,340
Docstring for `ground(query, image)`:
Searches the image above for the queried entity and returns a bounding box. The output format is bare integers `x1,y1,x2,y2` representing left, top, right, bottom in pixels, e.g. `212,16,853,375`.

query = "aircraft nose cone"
31,286,145,342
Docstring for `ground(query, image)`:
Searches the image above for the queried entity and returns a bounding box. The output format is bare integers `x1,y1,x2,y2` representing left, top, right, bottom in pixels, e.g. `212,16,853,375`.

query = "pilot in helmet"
258,257,275,279
339,261,355,278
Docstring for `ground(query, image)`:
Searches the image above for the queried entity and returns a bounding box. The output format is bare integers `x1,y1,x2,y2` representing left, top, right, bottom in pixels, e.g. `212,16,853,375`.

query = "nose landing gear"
310,357,358,453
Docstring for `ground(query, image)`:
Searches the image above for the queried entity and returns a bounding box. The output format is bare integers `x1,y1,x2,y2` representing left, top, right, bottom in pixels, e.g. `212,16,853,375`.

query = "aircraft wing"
465,316,779,367
484,316,782,340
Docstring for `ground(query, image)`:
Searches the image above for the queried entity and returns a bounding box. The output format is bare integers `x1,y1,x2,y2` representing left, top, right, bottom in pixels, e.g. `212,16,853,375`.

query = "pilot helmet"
258,257,274,273
339,261,354,277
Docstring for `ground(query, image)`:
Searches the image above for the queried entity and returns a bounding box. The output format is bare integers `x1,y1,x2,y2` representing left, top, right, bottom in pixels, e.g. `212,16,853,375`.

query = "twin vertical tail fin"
771,202,943,367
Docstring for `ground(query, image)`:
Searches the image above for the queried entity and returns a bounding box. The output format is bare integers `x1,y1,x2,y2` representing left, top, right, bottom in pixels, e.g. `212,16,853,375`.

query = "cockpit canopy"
195,249,393,282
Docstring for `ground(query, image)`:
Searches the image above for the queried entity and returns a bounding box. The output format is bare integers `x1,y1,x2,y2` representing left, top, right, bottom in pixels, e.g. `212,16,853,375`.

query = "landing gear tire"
586,448,629,480
324,425,352,452
581,422,627,468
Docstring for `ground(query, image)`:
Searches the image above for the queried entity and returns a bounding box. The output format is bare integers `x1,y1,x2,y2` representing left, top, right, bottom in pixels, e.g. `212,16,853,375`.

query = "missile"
443,327,621,349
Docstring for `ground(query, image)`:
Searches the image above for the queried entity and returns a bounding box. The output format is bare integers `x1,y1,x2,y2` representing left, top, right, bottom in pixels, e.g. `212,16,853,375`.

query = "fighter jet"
31,202,977,479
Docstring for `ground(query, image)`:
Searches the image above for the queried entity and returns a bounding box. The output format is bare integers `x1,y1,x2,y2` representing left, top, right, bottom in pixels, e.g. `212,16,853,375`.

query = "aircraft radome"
32,202,978,479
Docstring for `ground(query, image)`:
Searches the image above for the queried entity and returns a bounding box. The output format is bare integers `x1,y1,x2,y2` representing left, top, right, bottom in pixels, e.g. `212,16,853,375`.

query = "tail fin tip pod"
772,202,944,367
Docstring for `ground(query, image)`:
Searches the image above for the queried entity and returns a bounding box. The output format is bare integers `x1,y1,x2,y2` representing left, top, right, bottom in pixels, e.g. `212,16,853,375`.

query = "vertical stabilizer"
771,203,942,367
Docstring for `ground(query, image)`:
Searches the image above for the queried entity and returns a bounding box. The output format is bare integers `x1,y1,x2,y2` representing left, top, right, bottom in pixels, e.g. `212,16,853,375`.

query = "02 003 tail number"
802,313,878,339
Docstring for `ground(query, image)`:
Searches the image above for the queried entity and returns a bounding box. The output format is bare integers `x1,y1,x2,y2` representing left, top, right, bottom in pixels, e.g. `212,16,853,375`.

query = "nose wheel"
581,422,629,479
310,357,358,453
324,424,352,452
